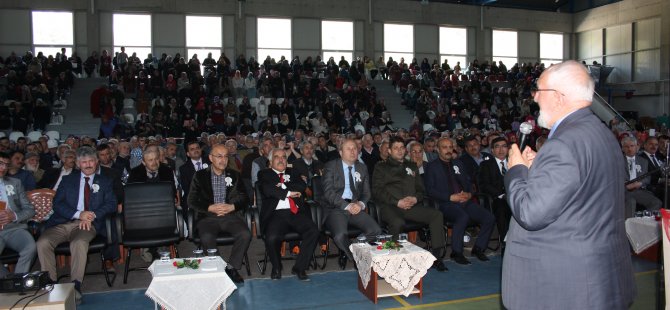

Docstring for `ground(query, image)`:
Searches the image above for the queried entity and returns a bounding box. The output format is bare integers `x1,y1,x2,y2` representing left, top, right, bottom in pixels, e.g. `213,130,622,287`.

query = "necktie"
628,159,635,179
279,173,298,214
348,166,357,199
500,161,507,176
651,154,660,168
84,176,91,211
150,172,157,179
235,156,243,170
196,162,202,171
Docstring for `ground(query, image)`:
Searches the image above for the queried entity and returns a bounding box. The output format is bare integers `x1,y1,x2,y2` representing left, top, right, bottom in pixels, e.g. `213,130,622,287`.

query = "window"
492,30,517,67
384,23,413,66
257,17,292,64
322,20,353,67
32,11,73,58
113,14,152,61
540,33,563,66
439,27,467,72
186,16,222,74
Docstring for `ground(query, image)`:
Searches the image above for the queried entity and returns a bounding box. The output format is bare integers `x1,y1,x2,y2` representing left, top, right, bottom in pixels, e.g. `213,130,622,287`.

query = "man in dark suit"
503,61,634,309
292,142,324,189
258,148,319,281
424,137,495,265
179,141,209,216
96,143,125,269
321,139,381,267
360,134,379,176
478,137,512,250
458,135,492,189
36,146,116,301
188,144,251,283
639,136,665,199
372,136,447,271
39,149,77,190
0,152,37,278
621,136,661,217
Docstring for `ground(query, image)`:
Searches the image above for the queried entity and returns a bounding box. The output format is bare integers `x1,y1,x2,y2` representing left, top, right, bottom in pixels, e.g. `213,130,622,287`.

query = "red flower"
172,261,177,266
377,246,382,250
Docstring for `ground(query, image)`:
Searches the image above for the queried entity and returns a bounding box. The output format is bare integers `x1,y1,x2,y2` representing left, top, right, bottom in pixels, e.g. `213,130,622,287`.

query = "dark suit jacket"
38,167,67,190
502,108,634,309
112,156,129,176
46,172,116,236
639,151,662,188
320,159,370,222
178,158,210,210
458,152,492,189
478,158,506,198
257,168,308,232
423,159,472,208
127,164,176,197
360,147,380,176
292,157,324,186
99,166,124,205
187,168,248,220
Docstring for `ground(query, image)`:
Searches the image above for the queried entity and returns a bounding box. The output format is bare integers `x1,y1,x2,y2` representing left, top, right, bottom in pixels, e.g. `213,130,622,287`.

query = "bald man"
503,61,635,309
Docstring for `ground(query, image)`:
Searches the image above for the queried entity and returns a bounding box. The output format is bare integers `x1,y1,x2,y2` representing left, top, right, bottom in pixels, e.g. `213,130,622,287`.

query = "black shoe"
431,260,448,272
270,268,281,280
450,252,472,265
338,254,348,270
226,268,244,283
471,248,490,262
291,268,310,281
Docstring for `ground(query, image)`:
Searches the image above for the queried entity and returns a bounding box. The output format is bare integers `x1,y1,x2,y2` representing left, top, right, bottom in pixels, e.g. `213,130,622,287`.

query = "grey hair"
267,147,287,161
143,145,160,159
621,136,638,146
76,146,98,161
544,60,595,102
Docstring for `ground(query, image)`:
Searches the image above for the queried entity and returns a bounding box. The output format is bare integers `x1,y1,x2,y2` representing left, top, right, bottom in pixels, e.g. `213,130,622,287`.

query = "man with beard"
23,152,45,183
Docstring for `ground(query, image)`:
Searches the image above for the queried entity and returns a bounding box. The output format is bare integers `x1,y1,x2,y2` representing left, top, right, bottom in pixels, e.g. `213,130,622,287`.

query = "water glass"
643,210,652,218
635,211,643,218
398,233,408,243
356,236,367,244
158,250,171,263
375,234,385,245
193,249,204,258
206,248,219,260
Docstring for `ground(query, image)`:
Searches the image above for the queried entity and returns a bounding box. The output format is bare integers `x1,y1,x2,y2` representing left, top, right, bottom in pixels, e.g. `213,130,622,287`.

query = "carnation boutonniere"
405,167,415,176
635,164,642,173
202,163,209,169
483,156,490,161
5,185,15,196
283,174,291,182
354,171,362,182
225,177,233,187
453,166,461,175
91,184,100,193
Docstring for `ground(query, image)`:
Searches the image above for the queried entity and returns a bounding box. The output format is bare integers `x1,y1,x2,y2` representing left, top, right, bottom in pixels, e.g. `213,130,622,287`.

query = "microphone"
518,121,533,152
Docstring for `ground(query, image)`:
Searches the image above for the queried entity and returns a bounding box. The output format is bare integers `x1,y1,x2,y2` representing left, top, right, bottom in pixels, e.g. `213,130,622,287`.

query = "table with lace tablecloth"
625,217,660,254
146,257,236,310
350,242,436,303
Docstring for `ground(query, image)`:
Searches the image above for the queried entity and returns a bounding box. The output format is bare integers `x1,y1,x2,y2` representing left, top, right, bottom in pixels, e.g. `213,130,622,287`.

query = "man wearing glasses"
478,137,512,253
503,61,634,309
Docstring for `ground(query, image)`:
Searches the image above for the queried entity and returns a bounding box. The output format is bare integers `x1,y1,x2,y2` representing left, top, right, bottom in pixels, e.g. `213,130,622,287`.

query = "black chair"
187,208,252,276
52,214,116,287
310,176,363,270
118,182,183,283
253,185,317,274
0,249,20,269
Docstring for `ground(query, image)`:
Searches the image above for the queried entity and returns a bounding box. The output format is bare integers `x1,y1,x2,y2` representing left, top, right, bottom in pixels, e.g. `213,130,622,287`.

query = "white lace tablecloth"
350,242,436,296
146,257,237,310
625,217,660,254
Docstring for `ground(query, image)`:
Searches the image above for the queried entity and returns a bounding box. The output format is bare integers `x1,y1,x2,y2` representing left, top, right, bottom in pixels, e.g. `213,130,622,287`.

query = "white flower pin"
92,184,100,193
5,185,15,196
453,166,461,175
354,171,362,182
484,156,490,161
405,167,415,176
635,164,642,173
202,163,209,169
283,174,291,182
225,177,233,187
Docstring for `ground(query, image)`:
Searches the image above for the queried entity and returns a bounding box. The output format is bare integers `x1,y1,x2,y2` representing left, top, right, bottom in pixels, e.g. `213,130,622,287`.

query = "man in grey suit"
0,152,37,277
504,61,635,309
321,139,381,267
621,136,661,217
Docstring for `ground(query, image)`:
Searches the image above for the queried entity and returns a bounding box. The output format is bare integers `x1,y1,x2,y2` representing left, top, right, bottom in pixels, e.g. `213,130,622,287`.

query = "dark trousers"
265,210,319,272
196,215,252,270
324,211,382,260
380,203,446,254
491,198,512,240
439,201,495,254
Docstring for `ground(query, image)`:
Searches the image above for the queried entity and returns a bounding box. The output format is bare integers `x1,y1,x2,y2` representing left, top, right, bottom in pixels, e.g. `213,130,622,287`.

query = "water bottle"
463,232,471,243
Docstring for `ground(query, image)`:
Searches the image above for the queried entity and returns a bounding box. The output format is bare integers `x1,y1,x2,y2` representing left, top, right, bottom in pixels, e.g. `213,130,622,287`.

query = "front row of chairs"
1,180,500,285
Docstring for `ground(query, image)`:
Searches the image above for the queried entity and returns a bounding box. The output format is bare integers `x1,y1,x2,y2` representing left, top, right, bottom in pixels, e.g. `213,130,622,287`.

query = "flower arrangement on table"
172,259,202,269
377,241,402,251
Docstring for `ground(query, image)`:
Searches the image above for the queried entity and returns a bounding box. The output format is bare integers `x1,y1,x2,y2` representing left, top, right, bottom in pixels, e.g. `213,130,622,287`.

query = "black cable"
8,287,41,310
19,285,53,310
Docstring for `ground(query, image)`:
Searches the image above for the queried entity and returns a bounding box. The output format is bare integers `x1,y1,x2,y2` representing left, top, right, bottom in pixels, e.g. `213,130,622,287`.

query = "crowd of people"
1,48,670,306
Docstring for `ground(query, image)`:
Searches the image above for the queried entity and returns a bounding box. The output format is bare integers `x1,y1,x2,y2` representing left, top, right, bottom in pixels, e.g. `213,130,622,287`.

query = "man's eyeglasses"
531,87,566,97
